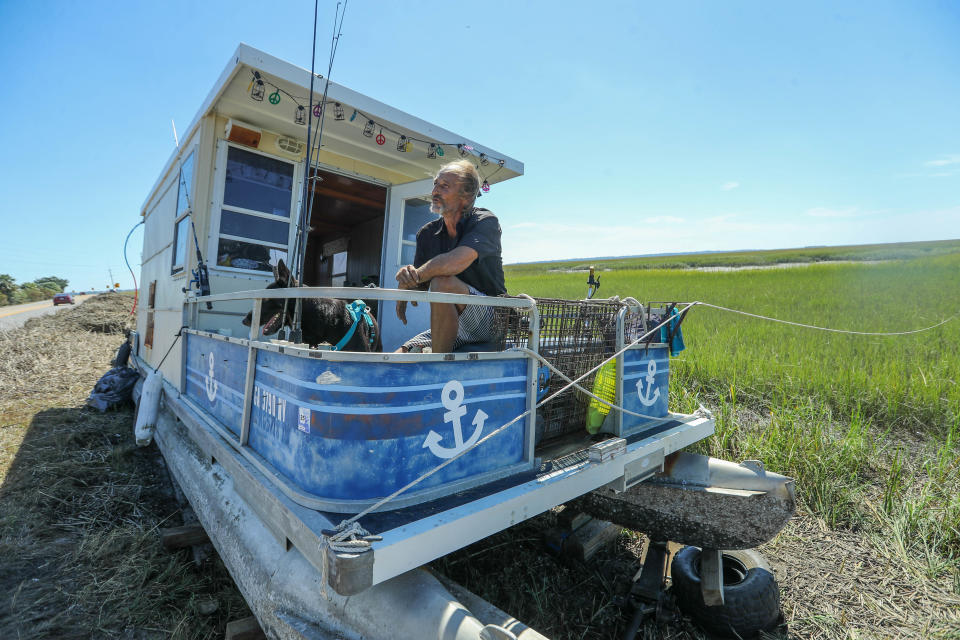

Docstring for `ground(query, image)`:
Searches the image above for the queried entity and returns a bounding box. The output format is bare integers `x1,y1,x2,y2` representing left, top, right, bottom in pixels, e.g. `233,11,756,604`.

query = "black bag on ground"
87,366,139,412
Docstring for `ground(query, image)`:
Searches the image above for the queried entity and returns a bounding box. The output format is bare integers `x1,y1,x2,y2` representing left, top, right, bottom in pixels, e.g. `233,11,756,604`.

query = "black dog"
241,259,382,352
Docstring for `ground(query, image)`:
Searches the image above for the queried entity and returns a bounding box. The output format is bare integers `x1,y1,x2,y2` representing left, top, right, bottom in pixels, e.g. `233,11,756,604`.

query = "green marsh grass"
506,238,960,276
508,253,960,433
506,249,960,570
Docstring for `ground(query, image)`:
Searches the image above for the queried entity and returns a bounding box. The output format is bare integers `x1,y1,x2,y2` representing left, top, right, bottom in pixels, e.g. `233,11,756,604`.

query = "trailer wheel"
670,546,781,638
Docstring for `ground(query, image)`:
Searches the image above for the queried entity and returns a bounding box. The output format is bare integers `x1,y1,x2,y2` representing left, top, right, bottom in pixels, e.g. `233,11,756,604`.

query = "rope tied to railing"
156,326,188,370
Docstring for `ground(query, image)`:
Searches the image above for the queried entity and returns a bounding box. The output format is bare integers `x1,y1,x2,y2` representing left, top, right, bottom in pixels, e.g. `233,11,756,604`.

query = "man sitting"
395,159,506,353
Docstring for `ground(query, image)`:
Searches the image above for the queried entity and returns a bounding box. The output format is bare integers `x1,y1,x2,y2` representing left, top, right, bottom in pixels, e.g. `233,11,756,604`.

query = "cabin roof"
142,44,524,213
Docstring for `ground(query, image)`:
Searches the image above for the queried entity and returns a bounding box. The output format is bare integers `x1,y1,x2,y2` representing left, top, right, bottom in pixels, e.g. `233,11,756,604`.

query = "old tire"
670,546,780,638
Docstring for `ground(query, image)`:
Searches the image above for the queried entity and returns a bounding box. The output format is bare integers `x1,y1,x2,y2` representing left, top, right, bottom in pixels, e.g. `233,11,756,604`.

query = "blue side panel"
621,346,670,435
249,351,529,502
184,335,248,438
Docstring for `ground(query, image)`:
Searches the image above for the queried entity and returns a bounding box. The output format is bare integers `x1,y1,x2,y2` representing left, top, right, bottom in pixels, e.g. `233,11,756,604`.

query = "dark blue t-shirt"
413,207,506,296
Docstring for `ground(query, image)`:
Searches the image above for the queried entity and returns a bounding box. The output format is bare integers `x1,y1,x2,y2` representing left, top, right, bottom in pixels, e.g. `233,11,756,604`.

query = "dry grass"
768,517,960,638
0,294,134,406
0,295,248,639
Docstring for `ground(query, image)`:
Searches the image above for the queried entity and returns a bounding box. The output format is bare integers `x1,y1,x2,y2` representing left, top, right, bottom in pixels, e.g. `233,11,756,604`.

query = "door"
380,178,435,351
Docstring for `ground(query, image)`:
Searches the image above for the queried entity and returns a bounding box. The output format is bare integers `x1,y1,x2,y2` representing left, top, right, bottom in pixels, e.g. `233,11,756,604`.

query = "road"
0,296,93,332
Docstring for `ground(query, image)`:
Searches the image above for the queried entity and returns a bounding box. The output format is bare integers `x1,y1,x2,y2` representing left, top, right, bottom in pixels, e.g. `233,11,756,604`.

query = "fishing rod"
172,119,212,309
289,0,348,342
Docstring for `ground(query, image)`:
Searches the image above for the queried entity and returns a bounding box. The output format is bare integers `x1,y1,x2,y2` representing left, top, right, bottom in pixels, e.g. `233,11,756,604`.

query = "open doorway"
302,168,387,316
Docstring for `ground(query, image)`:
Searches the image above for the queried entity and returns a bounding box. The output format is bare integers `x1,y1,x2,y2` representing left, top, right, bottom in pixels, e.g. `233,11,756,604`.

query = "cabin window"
171,151,196,273
215,145,295,273
331,251,348,287
144,280,156,349
144,313,154,349
399,197,435,265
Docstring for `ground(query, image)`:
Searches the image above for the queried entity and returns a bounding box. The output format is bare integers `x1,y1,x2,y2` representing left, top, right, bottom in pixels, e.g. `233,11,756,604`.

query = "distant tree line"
0,274,69,306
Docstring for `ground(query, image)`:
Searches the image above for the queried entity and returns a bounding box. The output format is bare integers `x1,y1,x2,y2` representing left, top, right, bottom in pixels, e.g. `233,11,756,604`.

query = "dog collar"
332,299,376,351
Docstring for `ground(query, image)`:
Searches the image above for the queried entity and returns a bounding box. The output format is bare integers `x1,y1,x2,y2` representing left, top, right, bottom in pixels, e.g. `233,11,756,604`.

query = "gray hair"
437,159,481,210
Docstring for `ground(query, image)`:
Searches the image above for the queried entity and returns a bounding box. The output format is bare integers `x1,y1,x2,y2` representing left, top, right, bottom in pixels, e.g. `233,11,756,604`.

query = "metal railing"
179,287,543,506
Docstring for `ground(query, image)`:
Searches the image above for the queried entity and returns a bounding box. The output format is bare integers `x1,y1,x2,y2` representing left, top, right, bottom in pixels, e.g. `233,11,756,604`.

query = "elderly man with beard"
394,159,506,353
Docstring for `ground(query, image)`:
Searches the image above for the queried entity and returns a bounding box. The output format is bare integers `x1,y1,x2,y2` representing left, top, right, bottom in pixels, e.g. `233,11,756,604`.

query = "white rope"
696,301,956,336
317,520,377,598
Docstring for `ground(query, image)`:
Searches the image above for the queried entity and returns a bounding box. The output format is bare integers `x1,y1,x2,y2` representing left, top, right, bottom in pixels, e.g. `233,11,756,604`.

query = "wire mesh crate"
495,298,623,443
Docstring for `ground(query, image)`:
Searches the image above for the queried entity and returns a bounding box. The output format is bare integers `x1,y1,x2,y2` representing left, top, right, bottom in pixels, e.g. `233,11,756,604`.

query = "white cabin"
137,43,523,381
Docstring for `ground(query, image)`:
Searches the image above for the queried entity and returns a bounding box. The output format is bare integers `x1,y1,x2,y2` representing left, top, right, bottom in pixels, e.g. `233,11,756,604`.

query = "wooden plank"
565,518,622,562
556,508,592,532
224,616,266,640
160,458,214,564
160,524,210,550
544,512,622,562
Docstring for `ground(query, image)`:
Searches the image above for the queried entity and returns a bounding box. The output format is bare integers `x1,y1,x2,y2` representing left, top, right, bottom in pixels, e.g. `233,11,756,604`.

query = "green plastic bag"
585,359,616,434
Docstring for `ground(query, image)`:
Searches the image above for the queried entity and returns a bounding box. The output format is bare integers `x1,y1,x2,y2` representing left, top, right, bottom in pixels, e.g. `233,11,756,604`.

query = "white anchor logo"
636,359,660,407
423,380,488,459
204,352,218,402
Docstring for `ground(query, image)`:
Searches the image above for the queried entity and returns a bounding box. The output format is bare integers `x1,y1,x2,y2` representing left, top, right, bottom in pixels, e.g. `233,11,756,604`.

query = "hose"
123,220,145,315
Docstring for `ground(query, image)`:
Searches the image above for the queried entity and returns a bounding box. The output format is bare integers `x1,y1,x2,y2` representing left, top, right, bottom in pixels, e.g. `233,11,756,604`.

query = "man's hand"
395,264,421,324
395,299,418,324
395,264,421,290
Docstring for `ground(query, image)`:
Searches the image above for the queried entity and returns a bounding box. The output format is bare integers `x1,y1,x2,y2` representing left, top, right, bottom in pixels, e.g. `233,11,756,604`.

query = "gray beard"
431,201,471,217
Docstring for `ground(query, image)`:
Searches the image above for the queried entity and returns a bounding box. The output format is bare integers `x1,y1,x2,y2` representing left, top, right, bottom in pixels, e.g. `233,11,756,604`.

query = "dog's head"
241,259,298,335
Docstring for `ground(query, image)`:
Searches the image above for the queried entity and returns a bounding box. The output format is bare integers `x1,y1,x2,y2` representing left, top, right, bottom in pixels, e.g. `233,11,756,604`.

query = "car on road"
53,293,75,306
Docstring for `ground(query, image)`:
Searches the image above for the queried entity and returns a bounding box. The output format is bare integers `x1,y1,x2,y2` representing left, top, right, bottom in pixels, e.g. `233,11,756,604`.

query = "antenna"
171,119,179,148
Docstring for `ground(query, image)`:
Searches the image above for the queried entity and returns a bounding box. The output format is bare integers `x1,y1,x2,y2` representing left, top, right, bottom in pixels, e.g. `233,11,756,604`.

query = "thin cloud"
706,214,737,223
721,181,740,191
502,205,960,264
924,154,960,167
806,207,859,218
643,216,685,224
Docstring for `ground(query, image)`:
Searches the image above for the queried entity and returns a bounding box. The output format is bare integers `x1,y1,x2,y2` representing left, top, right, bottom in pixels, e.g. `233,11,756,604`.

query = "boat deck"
153,364,711,594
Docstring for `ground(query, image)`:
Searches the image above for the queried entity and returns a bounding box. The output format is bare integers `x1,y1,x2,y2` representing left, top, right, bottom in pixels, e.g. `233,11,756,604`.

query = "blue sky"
0,1,957,291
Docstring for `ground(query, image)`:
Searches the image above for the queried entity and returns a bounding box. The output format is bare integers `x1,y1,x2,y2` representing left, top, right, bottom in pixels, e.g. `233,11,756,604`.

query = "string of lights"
247,69,509,192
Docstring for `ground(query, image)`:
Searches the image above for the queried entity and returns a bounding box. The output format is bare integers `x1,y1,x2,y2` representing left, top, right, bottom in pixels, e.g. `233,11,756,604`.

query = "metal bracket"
740,459,765,474
588,437,626,464
605,448,664,493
